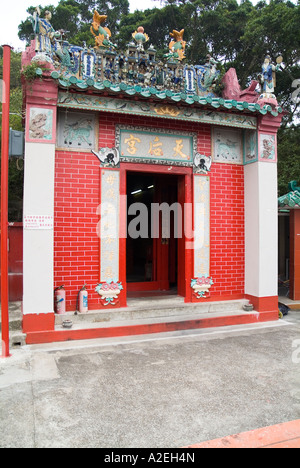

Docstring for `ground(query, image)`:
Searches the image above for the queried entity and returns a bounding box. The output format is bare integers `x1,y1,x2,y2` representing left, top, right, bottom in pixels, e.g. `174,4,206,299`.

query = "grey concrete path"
0,312,300,448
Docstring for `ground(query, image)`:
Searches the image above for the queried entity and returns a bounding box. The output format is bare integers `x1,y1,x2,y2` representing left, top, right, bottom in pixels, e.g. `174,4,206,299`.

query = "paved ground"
0,311,300,448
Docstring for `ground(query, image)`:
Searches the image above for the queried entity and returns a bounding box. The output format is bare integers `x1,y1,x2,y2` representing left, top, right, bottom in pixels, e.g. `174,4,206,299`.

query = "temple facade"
21,9,283,344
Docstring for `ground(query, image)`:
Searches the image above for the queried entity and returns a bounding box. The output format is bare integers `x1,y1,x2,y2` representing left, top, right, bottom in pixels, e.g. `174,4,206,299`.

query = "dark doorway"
126,172,183,295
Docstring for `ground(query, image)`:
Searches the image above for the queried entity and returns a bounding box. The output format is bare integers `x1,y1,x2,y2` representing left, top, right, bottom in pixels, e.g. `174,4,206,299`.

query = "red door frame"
119,163,193,304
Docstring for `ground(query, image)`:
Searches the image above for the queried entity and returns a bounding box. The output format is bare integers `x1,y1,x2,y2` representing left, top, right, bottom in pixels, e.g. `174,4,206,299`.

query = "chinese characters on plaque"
117,127,195,166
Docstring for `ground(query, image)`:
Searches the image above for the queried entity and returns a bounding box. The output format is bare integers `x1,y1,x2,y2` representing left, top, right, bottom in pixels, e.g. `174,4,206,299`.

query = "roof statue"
257,55,284,108
288,180,300,193
165,29,186,62
260,55,282,99
30,7,62,60
132,27,149,52
23,7,284,115
222,68,259,103
90,11,116,50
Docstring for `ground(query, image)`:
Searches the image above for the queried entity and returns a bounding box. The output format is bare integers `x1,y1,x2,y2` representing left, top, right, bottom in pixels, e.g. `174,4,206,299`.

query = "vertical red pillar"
1,45,11,358
290,210,300,300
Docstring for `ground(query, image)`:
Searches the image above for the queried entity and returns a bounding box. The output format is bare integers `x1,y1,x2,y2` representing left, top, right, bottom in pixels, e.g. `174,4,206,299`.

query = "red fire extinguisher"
54,285,66,314
76,285,88,314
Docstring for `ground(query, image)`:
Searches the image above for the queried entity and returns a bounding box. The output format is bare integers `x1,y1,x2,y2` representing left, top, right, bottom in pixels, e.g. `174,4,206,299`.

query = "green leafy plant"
22,62,49,82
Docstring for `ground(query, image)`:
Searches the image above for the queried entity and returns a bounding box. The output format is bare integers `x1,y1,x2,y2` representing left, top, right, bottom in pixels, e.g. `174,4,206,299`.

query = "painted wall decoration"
116,126,196,166
193,175,210,273
26,106,55,143
212,127,242,164
195,56,220,97
100,170,120,284
92,147,120,167
184,66,196,94
57,111,97,150
194,153,212,174
243,130,258,164
58,92,257,130
191,276,214,298
95,281,123,306
259,133,276,162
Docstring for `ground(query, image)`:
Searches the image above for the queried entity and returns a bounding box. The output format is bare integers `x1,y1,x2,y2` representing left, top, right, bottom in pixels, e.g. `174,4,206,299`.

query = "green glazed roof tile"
77,82,88,89
58,78,70,87
247,104,256,112
52,72,282,117
69,75,78,84
51,70,60,79
211,99,220,108
278,190,300,208
141,90,151,97
93,82,105,90
86,78,95,87
185,97,195,105
110,84,121,92
125,88,136,95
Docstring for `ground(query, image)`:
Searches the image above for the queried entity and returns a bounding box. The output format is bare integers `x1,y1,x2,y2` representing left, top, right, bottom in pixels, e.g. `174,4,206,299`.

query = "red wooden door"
126,172,186,295
177,175,186,297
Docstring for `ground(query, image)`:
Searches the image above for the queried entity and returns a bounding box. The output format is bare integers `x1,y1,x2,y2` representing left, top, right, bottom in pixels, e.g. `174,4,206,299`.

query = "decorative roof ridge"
23,8,284,118
49,70,283,117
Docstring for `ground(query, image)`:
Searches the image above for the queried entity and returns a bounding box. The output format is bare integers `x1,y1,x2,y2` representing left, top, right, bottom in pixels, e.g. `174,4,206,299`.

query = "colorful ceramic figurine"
260,55,282,99
165,29,186,62
90,11,116,50
27,7,223,97
132,26,149,52
31,7,61,55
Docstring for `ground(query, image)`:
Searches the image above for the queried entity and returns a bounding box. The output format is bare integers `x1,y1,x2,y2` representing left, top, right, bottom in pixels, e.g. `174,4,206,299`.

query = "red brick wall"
210,163,245,299
54,151,100,311
54,111,244,311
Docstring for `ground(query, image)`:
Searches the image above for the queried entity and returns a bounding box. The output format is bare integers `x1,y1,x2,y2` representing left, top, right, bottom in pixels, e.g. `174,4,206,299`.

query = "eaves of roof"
278,190,300,209
48,70,284,118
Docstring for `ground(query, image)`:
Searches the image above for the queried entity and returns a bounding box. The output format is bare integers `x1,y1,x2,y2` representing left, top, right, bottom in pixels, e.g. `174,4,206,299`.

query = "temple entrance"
126,171,185,297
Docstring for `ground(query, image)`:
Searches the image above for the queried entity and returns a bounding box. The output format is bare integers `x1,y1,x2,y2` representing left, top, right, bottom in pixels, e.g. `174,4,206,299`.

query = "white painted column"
23,142,56,315
22,78,58,325
244,162,278,299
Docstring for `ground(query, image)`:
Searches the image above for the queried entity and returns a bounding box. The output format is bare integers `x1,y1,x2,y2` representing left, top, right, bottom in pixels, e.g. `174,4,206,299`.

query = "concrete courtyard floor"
0,310,300,448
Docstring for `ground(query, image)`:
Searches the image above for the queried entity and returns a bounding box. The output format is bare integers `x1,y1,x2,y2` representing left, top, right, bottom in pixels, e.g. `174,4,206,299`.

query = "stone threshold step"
55,298,250,326
55,309,258,331
26,308,265,345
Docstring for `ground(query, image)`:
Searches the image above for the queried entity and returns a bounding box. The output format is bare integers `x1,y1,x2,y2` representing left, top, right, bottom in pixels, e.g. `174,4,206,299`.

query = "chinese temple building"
278,181,300,302
21,9,283,344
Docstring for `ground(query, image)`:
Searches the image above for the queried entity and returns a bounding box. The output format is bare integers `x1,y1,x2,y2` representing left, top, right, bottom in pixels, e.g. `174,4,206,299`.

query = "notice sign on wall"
24,215,54,230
